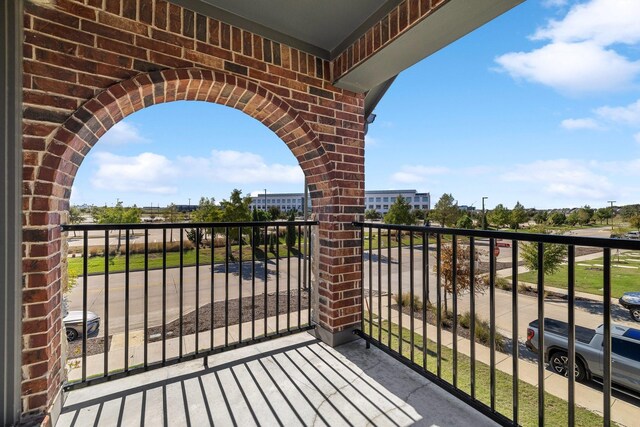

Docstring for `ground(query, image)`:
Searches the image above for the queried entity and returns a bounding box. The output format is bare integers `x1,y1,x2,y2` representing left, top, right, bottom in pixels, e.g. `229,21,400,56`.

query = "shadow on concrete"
58,334,497,427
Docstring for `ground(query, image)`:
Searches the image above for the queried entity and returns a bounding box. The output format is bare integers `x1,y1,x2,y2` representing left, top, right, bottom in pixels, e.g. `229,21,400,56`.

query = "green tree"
186,228,204,248
595,207,613,225
549,211,566,226
365,209,380,220
268,206,282,220
510,201,528,230
191,197,220,241
384,195,415,225
68,206,84,237
630,215,640,231
251,208,270,249
456,214,473,229
93,202,142,252
566,211,579,226
520,227,567,276
533,211,548,225
576,205,594,225
487,204,510,228
620,205,640,220
429,193,459,227
219,189,252,243
286,211,297,249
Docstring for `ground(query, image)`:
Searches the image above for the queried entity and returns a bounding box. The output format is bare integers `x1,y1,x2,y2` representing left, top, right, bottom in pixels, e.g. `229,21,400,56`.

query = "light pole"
482,196,488,230
608,200,615,230
264,189,267,211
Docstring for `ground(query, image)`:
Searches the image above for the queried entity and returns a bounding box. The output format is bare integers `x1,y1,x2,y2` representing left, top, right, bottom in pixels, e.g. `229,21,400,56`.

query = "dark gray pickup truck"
526,318,640,394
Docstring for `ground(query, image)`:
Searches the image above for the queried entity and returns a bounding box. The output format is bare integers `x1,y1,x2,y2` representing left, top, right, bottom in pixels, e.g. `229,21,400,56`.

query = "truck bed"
529,318,596,344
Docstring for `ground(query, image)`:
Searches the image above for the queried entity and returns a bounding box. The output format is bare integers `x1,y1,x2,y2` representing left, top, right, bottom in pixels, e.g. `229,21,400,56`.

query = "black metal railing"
354,222,640,427
61,220,316,389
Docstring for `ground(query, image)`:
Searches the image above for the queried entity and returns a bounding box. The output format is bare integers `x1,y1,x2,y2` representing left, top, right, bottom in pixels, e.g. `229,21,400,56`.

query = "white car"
63,311,100,341
625,231,640,239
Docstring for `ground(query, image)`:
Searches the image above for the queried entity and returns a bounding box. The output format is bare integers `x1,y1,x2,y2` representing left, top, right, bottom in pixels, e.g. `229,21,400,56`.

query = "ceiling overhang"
334,0,524,93
169,0,524,114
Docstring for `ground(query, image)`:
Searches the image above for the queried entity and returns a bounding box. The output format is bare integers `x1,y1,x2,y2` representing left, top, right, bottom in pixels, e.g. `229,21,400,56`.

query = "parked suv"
526,318,640,394
620,292,640,322
625,231,640,239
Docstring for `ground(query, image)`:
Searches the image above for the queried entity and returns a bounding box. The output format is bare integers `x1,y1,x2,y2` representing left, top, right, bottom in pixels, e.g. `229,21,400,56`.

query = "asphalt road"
67,257,308,335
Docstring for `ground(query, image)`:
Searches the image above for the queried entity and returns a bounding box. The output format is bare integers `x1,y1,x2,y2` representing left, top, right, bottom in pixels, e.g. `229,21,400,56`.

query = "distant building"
249,193,307,213
250,189,430,215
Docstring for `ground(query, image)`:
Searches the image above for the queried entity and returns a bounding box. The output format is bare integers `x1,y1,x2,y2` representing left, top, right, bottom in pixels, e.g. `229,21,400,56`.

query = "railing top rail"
353,221,640,250
61,220,319,232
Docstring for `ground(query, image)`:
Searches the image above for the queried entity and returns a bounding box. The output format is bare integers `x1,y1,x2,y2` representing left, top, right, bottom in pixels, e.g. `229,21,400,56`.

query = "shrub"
495,276,512,291
459,311,505,352
395,292,423,311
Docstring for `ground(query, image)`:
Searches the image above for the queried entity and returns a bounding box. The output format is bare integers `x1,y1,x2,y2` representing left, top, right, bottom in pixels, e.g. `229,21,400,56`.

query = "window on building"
375,197,381,202
376,205,381,209
383,205,388,209
383,197,389,202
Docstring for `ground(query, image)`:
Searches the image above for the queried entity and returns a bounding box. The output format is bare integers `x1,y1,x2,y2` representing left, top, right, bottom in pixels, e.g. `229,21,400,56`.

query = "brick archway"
39,68,331,212
22,66,362,417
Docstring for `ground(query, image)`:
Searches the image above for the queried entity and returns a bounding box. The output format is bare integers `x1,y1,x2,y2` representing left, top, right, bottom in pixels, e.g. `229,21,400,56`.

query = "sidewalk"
371,295,638,427
67,310,309,383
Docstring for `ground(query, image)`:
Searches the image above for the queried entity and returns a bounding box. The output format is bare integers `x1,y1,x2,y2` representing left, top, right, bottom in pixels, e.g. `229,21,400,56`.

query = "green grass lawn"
362,232,426,251
517,251,640,298
68,241,306,277
366,317,610,427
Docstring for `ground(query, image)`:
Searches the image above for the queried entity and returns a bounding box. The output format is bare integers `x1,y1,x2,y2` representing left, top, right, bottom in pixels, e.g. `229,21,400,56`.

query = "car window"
612,338,640,362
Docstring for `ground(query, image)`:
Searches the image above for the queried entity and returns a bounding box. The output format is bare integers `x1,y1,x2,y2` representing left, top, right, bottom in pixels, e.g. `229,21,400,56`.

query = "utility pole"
608,200,616,231
482,196,488,230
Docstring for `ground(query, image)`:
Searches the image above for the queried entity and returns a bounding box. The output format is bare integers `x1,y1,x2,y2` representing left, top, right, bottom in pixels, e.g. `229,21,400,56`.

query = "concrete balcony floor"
57,332,498,427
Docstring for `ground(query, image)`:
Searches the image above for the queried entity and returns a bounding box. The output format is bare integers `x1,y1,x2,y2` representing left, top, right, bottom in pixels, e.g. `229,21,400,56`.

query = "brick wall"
333,0,449,81
21,0,364,419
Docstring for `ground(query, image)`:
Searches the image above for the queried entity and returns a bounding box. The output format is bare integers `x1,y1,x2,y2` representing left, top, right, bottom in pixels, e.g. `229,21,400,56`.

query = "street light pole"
482,196,488,230
264,189,267,211
608,200,616,230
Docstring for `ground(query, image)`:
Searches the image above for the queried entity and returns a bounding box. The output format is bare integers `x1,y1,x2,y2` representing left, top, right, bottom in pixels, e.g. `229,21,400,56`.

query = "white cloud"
560,117,602,130
495,42,640,95
391,165,449,184
99,122,150,145
634,132,640,144
532,0,640,46
178,150,303,184
542,0,568,8
91,152,178,194
595,99,640,125
496,0,640,95
501,159,614,199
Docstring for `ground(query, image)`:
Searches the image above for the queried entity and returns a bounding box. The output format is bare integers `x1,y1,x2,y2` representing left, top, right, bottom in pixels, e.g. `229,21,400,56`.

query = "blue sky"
71,0,640,210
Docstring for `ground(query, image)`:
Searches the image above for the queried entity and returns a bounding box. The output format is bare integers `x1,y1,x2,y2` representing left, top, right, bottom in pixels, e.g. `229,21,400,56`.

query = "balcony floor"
57,332,498,427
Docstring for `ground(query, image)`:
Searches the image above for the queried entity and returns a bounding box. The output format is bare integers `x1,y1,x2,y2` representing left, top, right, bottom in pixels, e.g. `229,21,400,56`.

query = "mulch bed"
147,289,310,342
67,336,112,359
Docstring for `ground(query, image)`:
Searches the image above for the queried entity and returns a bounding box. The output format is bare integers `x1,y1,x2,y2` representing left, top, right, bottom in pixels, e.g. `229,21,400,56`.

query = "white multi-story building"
250,190,430,215
249,192,307,213
364,190,430,214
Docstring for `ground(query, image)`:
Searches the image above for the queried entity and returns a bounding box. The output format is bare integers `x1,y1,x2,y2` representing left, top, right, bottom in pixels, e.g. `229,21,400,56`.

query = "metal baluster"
388,227,392,348
398,227,403,356
410,232,415,364
512,239,519,424
195,227,200,354
452,235,458,388
144,229,149,368
276,225,280,333
568,245,575,427
162,229,167,364
603,248,612,427
125,229,130,372
369,225,373,337
239,226,243,342
537,242,545,426
287,223,291,332
104,229,109,377
436,233,442,378
297,225,302,330
179,227,184,358
82,230,88,382
378,225,382,343
489,238,496,410
210,227,215,350
264,225,268,336
225,227,229,346
422,230,428,371
253,225,257,340
470,236,476,398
